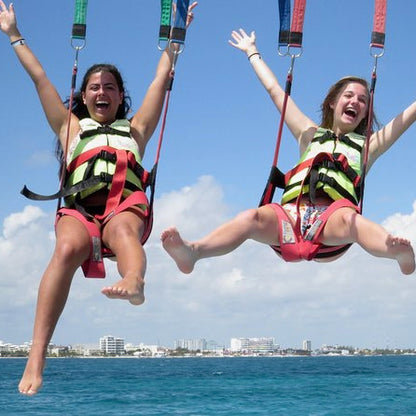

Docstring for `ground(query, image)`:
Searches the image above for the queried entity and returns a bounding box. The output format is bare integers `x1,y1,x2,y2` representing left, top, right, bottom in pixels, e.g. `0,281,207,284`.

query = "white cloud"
26,150,56,167
0,177,415,350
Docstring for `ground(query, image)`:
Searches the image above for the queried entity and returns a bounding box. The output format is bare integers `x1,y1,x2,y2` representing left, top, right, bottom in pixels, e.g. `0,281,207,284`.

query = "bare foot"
101,277,145,305
387,235,415,275
18,354,45,396
161,227,196,274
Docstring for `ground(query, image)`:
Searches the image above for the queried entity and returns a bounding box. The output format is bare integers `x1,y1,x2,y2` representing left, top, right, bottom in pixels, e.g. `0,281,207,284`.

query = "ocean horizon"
2,355,416,415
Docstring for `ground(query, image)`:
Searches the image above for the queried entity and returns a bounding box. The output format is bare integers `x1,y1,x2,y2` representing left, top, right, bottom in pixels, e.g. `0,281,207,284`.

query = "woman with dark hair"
0,0,197,395
161,29,415,275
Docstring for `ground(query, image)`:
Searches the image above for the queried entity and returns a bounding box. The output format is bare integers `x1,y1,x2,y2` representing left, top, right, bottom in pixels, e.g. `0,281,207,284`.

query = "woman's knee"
235,208,263,226
103,216,144,252
339,208,359,230
324,208,360,242
54,235,89,265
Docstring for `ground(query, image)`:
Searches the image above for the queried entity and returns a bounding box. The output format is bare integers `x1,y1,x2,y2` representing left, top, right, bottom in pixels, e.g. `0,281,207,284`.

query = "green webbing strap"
159,0,173,43
72,0,88,40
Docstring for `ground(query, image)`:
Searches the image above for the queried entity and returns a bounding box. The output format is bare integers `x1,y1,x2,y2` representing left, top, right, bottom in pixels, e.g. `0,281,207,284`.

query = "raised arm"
229,29,316,147
130,2,197,157
367,100,416,170
0,1,76,145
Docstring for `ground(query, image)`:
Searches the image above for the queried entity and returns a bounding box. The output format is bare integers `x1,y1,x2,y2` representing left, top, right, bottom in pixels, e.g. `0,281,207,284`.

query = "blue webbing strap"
170,0,190,45
278,0,291,47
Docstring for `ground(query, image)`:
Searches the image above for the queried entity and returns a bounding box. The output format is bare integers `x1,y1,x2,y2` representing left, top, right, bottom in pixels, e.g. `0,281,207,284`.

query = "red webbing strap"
289,0,306,48
371,0,387,49
147,74,173,215
96,149,127,221
258,73,292,207
360,0,386,212
58,57,79,212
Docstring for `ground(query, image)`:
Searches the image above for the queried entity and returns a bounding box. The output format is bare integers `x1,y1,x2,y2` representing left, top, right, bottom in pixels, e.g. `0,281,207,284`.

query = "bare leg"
161,206,280,273
101,211,146,305
321,208,415,275
19,216,90,396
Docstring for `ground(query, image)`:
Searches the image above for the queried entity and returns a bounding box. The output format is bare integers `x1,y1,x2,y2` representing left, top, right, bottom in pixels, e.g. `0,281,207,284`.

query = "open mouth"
95,101,110,110
344,107,357,118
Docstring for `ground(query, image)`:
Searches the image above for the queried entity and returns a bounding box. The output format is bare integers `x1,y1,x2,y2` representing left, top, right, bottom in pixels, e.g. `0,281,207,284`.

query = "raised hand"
229,28,257,53
0,1,18,36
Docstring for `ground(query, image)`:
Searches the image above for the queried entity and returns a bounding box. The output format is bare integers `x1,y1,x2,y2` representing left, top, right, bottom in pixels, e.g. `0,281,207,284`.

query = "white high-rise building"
230,337,276,353
174,338,207,351
99,335,125,355
303,340,312,351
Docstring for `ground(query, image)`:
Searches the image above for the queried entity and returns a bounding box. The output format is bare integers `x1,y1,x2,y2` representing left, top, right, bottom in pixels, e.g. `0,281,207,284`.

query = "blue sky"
0,0,415,350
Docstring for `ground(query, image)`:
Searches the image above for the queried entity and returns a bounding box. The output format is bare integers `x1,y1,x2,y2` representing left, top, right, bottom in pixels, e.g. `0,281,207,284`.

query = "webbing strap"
278,0,306,51
289,0,306,48
371,0,387,49
72,0,88,40
147,86,172,217
159,0,173,42
278,0,291,46
170,0,190,45
260,0,307,206
57,0,89,212
360,0,387,212
96,150,128,221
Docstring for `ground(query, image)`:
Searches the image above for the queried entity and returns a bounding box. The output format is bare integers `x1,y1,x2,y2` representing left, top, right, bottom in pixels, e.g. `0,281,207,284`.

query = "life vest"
64,118,149,214
281,127,365,205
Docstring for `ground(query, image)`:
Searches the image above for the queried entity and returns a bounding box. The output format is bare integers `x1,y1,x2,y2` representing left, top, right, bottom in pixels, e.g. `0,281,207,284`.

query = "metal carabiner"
369,44,385,59
70,38,86,51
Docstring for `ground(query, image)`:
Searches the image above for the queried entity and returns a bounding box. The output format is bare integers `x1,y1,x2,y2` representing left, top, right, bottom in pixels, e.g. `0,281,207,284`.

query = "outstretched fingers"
228,28,256,52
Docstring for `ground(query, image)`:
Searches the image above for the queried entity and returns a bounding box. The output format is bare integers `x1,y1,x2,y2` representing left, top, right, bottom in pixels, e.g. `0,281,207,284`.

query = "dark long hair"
56,64,132,165
320,76,378,136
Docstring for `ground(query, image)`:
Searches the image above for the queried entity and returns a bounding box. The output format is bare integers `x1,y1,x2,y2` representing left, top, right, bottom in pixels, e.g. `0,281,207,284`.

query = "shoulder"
299,126,319,154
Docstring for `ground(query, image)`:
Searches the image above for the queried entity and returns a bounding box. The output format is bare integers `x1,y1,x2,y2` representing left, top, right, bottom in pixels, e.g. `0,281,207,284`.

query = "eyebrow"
88,82,117,87
344,90,368,100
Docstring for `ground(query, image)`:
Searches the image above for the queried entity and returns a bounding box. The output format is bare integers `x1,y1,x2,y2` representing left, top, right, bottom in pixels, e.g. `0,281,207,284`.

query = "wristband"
248,52,261,61
11,38,26,47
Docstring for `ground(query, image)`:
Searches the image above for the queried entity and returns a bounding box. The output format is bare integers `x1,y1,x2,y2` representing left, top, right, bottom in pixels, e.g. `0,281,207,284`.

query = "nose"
96,85,106,96
350,95,361,106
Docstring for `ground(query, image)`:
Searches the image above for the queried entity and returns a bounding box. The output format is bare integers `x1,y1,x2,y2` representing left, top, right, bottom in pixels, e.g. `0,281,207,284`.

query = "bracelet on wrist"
11,38,26,47
248,52,261,61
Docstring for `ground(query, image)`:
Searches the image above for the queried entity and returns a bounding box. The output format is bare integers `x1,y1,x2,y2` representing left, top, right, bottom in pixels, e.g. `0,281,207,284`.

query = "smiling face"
330,82,369,135
81,71,124,124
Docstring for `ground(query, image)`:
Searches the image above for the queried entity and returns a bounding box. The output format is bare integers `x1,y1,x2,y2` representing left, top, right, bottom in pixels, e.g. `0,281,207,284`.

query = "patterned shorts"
282,200,329,237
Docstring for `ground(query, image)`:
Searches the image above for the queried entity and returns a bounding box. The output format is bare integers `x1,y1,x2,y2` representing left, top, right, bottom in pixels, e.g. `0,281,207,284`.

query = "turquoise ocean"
1,355,416,415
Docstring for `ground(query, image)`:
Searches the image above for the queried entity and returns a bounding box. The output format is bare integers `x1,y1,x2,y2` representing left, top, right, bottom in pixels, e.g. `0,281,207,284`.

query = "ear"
82,92,87,105
119,91,124,104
